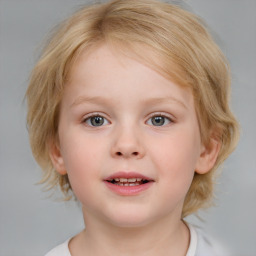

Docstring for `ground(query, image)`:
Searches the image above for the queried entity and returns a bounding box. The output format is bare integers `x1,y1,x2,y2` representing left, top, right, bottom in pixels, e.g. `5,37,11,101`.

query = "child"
26,0,239,255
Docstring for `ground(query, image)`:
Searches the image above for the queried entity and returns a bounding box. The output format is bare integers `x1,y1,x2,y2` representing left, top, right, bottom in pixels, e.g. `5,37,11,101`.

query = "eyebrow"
71,95,188,110
70,96,112,108
141,96,188,110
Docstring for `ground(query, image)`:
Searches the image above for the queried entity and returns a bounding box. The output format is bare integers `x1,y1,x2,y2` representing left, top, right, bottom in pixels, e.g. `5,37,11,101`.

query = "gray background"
0,0,255,255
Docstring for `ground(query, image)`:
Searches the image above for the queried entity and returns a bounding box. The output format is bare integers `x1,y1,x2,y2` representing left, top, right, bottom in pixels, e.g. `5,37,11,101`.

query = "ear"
195,135,221,175
49,141,67,175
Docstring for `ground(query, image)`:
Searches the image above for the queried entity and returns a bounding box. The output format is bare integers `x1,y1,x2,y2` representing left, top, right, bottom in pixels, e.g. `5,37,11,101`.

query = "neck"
69,210,190,256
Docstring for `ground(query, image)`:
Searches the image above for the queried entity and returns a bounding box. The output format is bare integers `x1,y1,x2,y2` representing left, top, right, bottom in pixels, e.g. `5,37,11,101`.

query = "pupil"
152,116,164,126
92,116,104,126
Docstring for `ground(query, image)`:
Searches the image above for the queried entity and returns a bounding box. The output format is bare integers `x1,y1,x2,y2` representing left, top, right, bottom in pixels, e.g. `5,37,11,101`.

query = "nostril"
115,151,139,157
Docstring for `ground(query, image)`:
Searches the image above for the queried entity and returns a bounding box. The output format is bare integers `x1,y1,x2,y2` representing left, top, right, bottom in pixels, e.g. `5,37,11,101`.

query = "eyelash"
82,113,110,127
82,112,174,127
146,113,174,127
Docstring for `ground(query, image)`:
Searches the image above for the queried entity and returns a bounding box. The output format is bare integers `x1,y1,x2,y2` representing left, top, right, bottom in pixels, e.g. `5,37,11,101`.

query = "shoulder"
187,223,231,256
45,239,71,256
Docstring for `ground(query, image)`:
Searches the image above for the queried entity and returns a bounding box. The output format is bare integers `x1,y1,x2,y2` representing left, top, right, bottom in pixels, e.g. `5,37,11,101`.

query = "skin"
50,44,220,256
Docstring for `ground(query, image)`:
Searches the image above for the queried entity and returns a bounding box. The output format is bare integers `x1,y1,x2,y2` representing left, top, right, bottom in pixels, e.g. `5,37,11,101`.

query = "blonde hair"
26,0,239,217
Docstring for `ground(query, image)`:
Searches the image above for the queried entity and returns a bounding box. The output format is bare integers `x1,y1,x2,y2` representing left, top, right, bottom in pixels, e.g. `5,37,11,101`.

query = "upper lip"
104,171,154,181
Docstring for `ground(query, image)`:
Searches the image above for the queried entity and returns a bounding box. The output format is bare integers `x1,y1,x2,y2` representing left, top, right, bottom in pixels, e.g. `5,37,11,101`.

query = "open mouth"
107,178,150,186
104,173,154,195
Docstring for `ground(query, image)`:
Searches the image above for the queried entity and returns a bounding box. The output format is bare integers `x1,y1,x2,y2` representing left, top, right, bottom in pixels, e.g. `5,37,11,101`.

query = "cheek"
59,134,107,195
60,128,106,167
148,128,201,189
151,132,200,169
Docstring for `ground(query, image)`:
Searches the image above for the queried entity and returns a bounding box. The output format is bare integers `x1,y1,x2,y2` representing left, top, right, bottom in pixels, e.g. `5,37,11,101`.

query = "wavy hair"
26,0,239,217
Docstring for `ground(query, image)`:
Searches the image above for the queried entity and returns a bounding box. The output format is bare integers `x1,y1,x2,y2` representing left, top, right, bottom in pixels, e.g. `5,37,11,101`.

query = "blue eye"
84,115,109,127
147,115,171,126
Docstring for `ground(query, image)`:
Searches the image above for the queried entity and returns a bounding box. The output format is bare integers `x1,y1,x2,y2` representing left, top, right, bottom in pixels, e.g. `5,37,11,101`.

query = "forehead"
63,44,194,109
68,41,191,89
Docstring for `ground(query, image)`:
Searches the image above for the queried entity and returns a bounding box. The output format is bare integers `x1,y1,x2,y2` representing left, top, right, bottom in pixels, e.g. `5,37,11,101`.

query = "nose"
110,126,145,159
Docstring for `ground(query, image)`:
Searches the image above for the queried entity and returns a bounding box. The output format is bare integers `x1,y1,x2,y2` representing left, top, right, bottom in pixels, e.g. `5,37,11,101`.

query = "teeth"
131,183,140,186
109,177,149,186
113,178,143,182
118,182,141,186
128,178,136,182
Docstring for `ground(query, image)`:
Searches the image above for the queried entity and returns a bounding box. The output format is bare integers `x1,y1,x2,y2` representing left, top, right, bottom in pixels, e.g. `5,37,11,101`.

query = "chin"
105,208,156,228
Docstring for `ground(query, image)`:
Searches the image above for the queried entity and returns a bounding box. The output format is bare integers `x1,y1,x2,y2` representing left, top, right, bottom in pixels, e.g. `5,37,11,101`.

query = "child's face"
51,44,209,227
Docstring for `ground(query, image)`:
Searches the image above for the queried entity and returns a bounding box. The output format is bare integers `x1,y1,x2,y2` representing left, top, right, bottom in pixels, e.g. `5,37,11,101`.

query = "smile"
108,178,150,186
104,172,154,196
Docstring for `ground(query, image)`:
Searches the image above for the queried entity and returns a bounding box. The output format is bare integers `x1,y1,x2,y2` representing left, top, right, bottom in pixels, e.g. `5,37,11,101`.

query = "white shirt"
45,224,229,256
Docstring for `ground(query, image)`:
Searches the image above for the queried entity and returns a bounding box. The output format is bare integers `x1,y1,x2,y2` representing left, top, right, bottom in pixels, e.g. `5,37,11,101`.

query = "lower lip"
104,181,154,196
